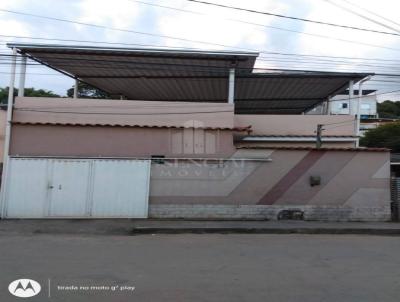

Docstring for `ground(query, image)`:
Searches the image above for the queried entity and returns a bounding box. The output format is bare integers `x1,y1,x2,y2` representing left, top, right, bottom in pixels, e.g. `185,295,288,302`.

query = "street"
0,234,399,302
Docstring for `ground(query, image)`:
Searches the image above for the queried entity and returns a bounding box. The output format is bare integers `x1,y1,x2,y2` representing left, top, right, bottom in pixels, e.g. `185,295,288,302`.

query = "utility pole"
316,124,324,148
0,47,17,218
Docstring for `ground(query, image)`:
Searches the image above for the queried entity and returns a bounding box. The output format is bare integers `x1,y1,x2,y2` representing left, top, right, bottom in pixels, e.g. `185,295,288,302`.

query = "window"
341,103,348,109
171,129,218,155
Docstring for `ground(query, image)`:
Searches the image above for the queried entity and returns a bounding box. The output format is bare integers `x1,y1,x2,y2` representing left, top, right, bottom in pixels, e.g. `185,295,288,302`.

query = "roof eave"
6,43,259,58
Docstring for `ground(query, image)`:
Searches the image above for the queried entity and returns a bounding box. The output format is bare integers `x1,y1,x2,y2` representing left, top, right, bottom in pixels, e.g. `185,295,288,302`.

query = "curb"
1,219,400,236
2,227,400,236
130,227,400,236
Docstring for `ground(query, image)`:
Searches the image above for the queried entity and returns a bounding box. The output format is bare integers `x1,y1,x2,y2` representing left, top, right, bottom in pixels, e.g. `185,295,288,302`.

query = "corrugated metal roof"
8,43,259,58
8,43,372,114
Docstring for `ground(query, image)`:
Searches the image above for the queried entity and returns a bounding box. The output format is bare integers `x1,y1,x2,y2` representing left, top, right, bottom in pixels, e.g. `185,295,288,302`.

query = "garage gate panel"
2,158,150,218
91,160,150,218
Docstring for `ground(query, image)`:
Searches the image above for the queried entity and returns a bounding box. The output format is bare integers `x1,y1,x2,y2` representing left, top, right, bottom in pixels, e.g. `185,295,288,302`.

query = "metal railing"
391,177,400,202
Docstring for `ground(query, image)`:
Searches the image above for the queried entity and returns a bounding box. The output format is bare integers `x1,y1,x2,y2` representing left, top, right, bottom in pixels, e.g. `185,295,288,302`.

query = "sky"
0,0,399,101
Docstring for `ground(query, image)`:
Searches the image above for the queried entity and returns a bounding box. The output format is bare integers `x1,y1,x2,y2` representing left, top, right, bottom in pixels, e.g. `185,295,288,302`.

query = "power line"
0,72,65,76
3,46,400,78
1,34,400,64
320,119,356,126
3,53,400,72
10,89,400,112
323,0,400,34
0,8,267,51
13,108,233,115
0,53,392,75
0,59,394,79
0,35,204,51
339,0,400,29
127,0,400,52
3,51,400,73
3,51,399,68
4,70,398,86
1,4,400,74
185,0,400,37
323,121,358,130
328,89,400,102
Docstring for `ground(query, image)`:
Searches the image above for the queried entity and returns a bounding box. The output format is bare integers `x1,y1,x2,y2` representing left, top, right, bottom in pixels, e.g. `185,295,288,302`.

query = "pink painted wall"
10,124,235,158
235,115,356,136
235,141,356,148
14,97,235,129
149,149,390,208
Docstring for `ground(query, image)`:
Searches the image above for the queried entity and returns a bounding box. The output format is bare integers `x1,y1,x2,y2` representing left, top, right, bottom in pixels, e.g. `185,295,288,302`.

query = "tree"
67,82,110,99
360,122,400,152
377,100,400,118
0,87,60,104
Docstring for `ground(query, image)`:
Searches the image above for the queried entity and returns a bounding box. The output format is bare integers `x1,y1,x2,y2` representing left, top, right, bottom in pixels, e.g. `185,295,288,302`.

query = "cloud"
74,0,143,41
297,0,400,62
0,19,31,40
155,0,289,50
0,0,399,99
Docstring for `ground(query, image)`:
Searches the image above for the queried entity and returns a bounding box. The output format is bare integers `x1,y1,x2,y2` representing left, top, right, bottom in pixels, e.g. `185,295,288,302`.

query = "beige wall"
10,124,235,158
235,115,356,136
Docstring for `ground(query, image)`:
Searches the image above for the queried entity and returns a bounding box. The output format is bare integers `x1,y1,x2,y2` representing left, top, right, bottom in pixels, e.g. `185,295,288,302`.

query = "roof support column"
348,80,354,115
0,47,17,218
356,76,371,147
327,97,332,115
228,68,235,104
17,54,27,97
73,79,79,99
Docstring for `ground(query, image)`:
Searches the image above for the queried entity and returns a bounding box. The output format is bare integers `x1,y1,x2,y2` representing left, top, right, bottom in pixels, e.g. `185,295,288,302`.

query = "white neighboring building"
306,89,378,136
329,90,377,118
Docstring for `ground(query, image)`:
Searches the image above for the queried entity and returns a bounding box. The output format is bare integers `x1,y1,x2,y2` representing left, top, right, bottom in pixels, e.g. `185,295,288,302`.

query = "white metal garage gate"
1,158,151,218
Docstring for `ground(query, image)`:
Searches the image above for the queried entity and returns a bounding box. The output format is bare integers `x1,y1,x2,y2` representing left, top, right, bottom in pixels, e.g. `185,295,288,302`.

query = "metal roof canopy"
8,43,372,114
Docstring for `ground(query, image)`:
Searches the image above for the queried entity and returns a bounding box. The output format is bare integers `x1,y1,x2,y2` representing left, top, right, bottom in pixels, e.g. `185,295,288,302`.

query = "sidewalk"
1,219,400,235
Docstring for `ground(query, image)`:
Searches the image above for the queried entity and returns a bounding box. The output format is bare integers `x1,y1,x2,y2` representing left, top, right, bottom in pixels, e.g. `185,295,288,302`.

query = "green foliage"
67,82,110,99
24,88,60,98
0,87,59,104
360,122,400,152
377,100,400,118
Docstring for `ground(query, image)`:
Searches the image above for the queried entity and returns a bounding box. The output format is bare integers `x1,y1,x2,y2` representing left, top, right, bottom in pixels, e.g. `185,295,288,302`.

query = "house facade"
0,44,391,221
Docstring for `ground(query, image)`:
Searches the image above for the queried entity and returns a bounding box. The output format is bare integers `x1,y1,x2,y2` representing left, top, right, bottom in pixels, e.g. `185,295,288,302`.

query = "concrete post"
0,47,18,218
355,76,371,147
73,79,79,99
228,68,235,104
17,55,27,97
348,80,354,115
327,97,332,115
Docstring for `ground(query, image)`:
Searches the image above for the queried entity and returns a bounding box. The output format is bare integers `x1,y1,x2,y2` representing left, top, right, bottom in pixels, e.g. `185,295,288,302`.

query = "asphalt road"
0,234,399,302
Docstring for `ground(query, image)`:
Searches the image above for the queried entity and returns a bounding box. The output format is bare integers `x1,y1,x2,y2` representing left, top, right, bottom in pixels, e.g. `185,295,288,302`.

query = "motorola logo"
8,279,41,298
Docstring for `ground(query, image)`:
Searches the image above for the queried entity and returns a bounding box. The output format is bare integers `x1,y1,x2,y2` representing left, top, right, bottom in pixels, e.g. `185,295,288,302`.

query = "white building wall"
330,94,377,116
